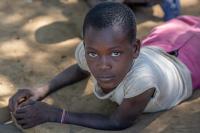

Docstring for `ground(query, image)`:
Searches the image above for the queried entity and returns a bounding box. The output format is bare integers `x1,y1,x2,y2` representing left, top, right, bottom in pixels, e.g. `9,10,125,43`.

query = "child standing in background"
86,0,181,21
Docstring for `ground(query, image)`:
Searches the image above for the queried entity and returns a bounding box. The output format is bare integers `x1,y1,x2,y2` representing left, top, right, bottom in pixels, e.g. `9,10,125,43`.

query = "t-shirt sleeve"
75,42,89,71
124,62,157,99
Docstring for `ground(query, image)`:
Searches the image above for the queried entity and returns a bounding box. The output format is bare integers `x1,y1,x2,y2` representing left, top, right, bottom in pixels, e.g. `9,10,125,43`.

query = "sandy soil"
0,0,199,133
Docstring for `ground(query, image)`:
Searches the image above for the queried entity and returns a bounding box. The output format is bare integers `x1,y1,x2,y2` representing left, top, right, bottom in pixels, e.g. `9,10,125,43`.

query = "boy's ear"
132,39,141,58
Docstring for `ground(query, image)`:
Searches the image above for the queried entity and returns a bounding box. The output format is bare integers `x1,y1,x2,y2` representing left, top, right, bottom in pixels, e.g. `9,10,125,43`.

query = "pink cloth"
142,16,200,89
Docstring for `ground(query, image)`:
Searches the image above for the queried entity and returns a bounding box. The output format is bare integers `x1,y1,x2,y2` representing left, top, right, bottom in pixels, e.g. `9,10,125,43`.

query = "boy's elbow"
113,123,132,131
109,119,134,131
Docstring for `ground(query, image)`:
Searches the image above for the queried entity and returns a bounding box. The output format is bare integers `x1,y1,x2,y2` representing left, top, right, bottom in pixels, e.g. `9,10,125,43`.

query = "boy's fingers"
11,98,19,113
8,98,14,112
17,97,27,105
15,100,35,114
14,113,26,120
19,100,35,108
8,90,32,112
30,95,38,101
17,119,27,125
15,108,27,114
14,100,19,112
22,124,33,129
9,89,32,112
8,96,19,112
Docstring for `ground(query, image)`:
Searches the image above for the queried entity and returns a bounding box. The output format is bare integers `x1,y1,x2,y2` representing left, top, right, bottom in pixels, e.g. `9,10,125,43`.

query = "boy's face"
84,26,140,93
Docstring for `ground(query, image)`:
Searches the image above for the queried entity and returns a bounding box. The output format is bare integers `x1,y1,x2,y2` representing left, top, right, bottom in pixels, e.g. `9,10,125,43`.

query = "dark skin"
9,26,155,130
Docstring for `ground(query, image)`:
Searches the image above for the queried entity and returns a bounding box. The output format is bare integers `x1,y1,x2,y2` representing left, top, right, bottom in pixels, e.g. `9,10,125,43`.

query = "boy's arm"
62,88,155,130
15,87,154,130
36,64,90,100
9,64,90,112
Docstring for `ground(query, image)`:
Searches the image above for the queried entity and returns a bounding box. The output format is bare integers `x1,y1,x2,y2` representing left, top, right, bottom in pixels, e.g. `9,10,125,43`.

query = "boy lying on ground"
9,2,200,131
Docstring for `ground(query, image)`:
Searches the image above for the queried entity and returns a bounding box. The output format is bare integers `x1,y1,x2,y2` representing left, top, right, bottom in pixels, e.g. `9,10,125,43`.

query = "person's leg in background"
85,0,125,7
160,0,181,21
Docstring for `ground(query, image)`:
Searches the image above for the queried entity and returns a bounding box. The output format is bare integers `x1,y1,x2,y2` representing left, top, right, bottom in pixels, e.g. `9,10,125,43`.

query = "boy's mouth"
96,75,115,82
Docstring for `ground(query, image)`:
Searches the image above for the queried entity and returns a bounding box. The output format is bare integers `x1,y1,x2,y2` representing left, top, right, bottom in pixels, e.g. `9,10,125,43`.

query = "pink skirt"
142,16,200,89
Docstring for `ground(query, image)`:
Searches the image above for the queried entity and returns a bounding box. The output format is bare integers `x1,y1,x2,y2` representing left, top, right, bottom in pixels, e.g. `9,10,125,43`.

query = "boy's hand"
13,100,61,129
8,89,38,113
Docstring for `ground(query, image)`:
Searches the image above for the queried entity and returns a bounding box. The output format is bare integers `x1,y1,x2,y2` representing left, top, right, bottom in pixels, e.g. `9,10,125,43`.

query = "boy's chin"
98,83,117,94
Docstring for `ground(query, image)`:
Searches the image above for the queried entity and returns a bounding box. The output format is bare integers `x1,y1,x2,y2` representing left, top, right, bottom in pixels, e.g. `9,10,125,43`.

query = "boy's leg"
142,16,200,89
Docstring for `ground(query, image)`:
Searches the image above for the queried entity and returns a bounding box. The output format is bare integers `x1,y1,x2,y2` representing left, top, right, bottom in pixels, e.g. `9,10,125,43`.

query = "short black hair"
83,2,136,43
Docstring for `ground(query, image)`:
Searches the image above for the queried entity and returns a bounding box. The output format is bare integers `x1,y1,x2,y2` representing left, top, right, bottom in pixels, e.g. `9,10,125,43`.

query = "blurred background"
0,0,199,133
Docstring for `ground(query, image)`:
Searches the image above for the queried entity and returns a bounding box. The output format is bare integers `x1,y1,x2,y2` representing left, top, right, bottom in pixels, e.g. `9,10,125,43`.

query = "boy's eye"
88,52,98,58
111,51,121,57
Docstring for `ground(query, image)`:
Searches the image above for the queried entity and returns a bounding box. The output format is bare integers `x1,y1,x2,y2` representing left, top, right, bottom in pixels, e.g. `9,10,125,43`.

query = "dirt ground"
0,0,199,133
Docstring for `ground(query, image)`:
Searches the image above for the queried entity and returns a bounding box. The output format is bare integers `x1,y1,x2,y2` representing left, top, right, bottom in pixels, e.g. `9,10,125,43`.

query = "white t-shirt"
75,42,193,112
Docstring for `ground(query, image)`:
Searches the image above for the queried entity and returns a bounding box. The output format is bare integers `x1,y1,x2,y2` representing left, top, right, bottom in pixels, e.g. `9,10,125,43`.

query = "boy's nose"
98,56,112,70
